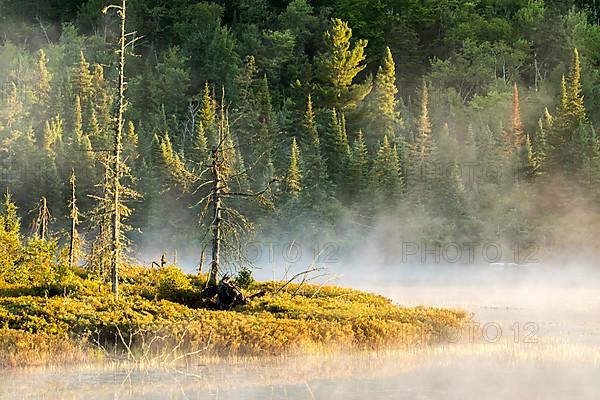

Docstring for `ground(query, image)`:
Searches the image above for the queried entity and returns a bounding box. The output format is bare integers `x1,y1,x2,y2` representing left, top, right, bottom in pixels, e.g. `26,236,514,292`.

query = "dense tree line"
1,0,600,275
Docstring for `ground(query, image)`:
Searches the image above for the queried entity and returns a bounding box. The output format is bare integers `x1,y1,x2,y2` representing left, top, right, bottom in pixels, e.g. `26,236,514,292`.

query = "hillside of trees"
1,0,600,274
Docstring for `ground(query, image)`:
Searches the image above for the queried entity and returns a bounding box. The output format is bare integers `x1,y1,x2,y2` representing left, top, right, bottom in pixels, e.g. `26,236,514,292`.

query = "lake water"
2,265,599,399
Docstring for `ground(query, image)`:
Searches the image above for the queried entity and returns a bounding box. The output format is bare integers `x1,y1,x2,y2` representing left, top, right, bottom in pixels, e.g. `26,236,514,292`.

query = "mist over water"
2,261,599,399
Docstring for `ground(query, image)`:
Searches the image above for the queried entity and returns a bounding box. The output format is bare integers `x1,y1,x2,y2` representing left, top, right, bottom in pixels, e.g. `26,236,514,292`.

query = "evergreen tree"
322,108,350,183
123,121,139,164
36,49,52,110
304,94,319,148
548,75,571,170
372,135,402,202
535,117,548,169
300,94,330,198
525,133,540,179
73,96,83,142
91,64,112,131
0,193,22,274
351,130,370,192
4,83,22,130
286,137,302,197
415,79,433,160
253,76,278,176
199,82,218,147
318,18,371,110
511,82,526,149
373,46,400,138
568,48,586,125
73,51,93,102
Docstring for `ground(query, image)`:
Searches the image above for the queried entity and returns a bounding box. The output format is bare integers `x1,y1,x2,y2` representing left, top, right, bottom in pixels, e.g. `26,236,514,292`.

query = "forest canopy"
1,0,600,274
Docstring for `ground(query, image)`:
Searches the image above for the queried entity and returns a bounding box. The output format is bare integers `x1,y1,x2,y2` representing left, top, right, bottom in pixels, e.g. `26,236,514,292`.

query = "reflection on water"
2,266,600,399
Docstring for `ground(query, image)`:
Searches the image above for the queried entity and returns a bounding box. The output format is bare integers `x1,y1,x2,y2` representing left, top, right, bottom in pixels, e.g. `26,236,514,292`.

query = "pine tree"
123,121,139,163
286,137,302,196
199,82,217,146
322,108,350,182
373,46,400,138
73,96,83,141
4,82,22,129
351,130,370,191
301,94,330,197
304,94,319,147
36,49,52,109
318,18,371,110
525,133,540,179
548,75,571,169
415,79,433,160
0,193,22,273
73,51,93,101
544,107,553,129
437,122,459,165
372,135,402,201
535,117,547,168
91,64,112,131
254,76,277,171
568,48,586,125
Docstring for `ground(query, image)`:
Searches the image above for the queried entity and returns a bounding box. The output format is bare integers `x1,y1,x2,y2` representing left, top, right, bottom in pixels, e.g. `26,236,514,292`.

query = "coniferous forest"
1,0,600,280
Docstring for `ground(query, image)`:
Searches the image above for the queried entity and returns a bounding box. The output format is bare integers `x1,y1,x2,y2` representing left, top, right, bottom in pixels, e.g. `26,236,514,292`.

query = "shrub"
157,266,197,303
235,266,254,289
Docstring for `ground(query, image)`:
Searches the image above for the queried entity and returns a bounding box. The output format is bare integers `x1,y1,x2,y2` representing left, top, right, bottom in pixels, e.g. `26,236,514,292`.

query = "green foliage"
285,137,302,196
0,194,22,280
234,266,255,290
0,270,468,363
156,266,194,302
317,18,372,110
0,0,600,272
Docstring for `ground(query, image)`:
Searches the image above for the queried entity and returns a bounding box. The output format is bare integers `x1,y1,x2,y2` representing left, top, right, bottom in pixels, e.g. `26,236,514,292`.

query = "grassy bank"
0,266,467,367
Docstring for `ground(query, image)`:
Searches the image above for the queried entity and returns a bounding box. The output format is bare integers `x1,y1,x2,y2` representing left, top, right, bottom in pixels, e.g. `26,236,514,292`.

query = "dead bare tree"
103,0,142,299
160,88,278,302
68,168,79,268
32,196,51,240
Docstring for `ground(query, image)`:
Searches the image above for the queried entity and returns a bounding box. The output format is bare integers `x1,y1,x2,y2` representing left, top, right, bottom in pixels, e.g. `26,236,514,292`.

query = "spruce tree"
300,95,330,201
73,96,83,142
253,76,278,177
286,137,302,197
373,46,400,138
123,121,139,163
415,79,433,160
322,108,350,182
74,51,93,102
548,75,571,170
4,82,22,129
36,49,52,110
91,64,112,131
304,94,319,147
568,48,586,125
199,82,217,146
372,135,402,202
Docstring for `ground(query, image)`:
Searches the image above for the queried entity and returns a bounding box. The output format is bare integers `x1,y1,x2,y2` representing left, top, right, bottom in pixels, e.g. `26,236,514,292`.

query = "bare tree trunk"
111,0,127,299
199,248,205,275
208,149,222,287
34,196,50,241
40,196,48,240
68,168,78,269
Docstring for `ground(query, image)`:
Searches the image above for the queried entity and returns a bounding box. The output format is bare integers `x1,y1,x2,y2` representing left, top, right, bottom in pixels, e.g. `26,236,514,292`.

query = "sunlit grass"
0,266,467,367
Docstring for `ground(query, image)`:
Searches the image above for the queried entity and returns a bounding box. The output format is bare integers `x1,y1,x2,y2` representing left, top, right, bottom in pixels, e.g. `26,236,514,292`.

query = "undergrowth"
0,265,467,367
